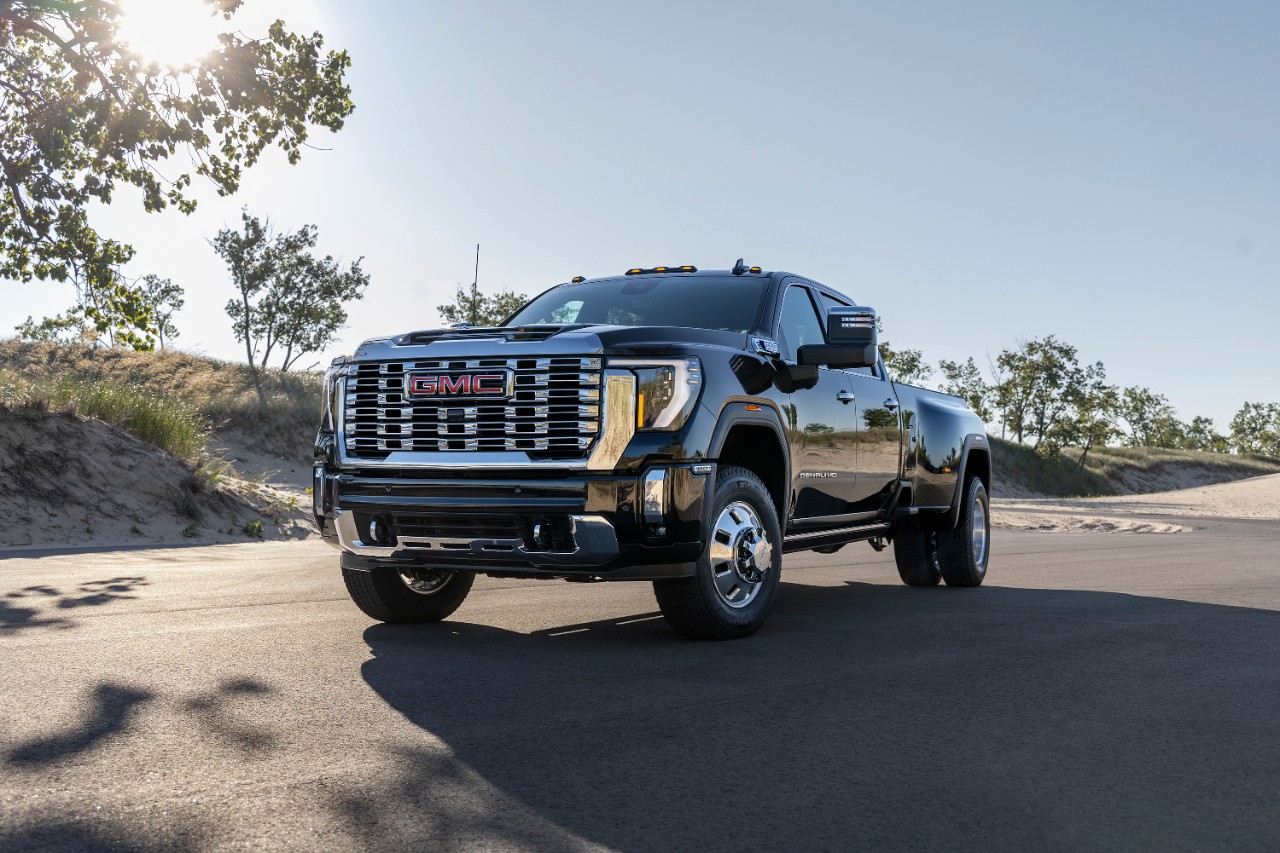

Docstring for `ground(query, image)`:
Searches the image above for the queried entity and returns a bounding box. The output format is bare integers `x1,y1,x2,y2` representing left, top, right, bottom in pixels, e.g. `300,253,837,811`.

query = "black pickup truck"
312,262,991,639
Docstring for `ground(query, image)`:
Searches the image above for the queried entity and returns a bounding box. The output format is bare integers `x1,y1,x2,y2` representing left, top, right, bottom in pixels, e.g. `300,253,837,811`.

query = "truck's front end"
312,270,773,584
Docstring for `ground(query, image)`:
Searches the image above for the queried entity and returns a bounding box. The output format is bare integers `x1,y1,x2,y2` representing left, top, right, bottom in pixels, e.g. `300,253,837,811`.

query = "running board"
782,522,892,554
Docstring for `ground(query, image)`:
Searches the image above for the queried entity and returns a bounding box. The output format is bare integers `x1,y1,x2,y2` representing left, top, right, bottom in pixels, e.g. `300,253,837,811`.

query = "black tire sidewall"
370,567,475,622
694,470,782,633
939,477,988,586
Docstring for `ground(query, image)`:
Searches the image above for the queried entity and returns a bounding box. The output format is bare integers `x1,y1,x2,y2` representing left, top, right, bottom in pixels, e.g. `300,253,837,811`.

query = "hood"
350,324,750,362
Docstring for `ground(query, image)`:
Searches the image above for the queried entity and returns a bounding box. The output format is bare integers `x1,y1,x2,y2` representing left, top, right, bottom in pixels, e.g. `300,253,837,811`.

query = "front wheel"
653,466,782,640
936,477,990,587
342,565,475,623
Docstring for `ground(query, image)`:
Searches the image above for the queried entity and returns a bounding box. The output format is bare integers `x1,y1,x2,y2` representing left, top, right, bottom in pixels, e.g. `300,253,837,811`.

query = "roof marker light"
571,275,585,283
624,265,699,276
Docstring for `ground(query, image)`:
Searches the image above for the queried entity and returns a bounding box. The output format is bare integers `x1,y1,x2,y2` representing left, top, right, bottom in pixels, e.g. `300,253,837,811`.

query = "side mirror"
797,306,878,369
827,306,877,345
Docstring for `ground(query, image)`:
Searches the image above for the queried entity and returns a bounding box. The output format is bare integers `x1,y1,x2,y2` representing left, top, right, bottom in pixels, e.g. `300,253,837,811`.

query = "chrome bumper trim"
333,510,621,567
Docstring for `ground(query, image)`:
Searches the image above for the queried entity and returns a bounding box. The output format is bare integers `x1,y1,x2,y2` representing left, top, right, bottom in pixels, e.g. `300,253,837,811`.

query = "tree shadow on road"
348,581,1280,851
7,683,153,767
0,576,149,635
5,677,276,770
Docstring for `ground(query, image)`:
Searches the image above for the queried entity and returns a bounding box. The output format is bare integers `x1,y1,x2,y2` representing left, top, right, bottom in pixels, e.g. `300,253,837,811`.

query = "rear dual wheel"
893,477,989,588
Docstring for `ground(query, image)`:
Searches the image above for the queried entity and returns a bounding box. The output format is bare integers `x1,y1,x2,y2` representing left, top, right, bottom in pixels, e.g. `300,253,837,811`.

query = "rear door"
776,283,860,519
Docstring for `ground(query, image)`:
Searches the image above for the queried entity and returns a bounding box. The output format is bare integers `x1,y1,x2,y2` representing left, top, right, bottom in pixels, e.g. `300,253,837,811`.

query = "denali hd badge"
405,370,512,399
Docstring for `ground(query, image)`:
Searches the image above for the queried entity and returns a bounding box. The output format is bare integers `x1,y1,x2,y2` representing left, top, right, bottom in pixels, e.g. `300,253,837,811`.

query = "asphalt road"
3,515,1280,852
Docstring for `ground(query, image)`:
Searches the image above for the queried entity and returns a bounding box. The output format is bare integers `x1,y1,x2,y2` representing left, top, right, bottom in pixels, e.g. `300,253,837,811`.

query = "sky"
4,0,1278,430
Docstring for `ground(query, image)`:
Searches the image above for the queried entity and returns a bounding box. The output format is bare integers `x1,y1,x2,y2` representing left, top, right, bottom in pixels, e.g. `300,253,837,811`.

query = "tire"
936,477,990,587
653,466,782,640
893,521,941,587
342,565,475,623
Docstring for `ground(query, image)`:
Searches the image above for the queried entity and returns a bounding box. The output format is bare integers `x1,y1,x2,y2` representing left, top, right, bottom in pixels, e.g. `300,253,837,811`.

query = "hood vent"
398,325,588,346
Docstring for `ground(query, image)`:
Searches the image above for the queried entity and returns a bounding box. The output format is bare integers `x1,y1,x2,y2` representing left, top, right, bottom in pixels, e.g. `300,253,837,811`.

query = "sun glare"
117,0,224,68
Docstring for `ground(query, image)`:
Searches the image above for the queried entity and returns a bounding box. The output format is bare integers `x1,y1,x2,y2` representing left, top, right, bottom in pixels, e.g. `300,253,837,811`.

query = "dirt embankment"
993,472,1280,534
0,407,312,549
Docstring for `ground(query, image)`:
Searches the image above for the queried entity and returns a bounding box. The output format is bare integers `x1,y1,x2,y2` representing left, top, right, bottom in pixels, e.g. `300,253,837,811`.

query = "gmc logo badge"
405,371,511,399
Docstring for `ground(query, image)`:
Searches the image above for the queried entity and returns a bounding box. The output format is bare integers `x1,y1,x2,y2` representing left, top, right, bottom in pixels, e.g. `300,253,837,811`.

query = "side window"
817,291,878,378
777,286,826,363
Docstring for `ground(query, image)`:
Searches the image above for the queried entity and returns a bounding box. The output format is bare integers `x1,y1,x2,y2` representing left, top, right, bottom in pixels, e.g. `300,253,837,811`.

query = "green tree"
136,274,184,349
1179,415,1229,453
0,1,354,335
1119,387,1185,448
992,336,1082,449
16,270,155,349
1046,368,1120,467
212,210,368,378
437,284,527,327
1229,402,1280,456
875,318,932,385
937,356,992,421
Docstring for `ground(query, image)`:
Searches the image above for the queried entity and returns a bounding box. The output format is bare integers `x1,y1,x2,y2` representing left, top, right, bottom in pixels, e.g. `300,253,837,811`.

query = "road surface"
3,515,1279,851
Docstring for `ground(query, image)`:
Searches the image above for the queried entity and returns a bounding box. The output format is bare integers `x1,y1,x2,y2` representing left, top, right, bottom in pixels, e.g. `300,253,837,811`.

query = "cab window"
777,286,826,363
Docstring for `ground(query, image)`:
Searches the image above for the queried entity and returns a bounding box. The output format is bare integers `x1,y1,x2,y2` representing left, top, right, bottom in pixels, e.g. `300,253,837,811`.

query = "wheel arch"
708,404,790,525
944,435,991,529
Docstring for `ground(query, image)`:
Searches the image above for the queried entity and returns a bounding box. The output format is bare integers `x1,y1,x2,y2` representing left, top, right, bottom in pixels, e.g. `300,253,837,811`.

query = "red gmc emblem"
405,370,511,399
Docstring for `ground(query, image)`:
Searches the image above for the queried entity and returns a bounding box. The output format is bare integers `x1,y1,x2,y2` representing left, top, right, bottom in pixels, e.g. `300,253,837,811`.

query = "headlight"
609,357,702,431
322,358,348,432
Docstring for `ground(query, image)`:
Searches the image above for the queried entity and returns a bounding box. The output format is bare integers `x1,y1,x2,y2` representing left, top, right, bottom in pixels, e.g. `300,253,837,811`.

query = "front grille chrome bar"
339,355,611,464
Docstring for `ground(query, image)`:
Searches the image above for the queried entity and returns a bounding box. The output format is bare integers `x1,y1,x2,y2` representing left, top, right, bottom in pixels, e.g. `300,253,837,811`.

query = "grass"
990,437,1111,497
0,339,321,459
991,436,1280,498
1065,445,1280,478
1,369,208,463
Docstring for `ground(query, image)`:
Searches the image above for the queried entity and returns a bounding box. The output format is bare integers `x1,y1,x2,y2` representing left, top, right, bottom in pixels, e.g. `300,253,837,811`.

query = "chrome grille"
342,356,603,459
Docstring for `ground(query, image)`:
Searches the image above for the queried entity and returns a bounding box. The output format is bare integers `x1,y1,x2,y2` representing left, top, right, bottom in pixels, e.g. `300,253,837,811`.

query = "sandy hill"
1,341,317,550
0,407,311,548
990,437,1280,499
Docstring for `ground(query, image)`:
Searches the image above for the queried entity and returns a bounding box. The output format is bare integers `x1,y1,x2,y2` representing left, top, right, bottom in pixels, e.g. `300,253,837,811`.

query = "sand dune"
993,472,1280,533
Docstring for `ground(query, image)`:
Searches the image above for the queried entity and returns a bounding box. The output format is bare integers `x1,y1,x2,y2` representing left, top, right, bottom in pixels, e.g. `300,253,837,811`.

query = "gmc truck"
312,262,992,639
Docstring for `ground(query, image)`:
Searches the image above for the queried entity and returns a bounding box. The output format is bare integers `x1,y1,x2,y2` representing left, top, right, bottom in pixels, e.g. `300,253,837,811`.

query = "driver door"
776,284,860,520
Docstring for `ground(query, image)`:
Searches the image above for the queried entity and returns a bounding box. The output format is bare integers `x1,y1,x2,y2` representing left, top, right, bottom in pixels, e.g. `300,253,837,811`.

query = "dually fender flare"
706,398,792,510
944,433,993,529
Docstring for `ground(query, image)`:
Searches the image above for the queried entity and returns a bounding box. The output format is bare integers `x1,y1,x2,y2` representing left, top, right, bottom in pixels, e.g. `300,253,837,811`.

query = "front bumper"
313,463,713,580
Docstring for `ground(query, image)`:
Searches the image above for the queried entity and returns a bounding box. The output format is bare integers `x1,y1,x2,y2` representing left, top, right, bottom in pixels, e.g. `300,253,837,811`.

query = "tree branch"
0,10,128,106
0,150,41,235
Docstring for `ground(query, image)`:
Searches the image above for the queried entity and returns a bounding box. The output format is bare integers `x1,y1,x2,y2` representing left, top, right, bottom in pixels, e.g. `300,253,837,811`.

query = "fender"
706,397,792,520
942,434,991,529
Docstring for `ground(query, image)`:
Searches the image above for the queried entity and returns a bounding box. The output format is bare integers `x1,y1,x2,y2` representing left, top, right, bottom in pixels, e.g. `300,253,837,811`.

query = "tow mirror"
796,306,878,369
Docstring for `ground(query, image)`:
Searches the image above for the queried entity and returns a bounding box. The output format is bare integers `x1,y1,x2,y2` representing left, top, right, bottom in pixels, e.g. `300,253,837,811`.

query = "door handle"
836,390,855,405
883,399,899,411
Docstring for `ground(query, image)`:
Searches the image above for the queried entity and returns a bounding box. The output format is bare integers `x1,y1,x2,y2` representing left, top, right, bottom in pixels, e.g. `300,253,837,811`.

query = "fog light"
532,519,552,549
368,517,391,545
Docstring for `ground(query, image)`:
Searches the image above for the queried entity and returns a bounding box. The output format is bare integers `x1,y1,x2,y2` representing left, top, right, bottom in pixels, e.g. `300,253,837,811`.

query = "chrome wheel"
707,501,772,609
397,567,453,596
972,494,989,568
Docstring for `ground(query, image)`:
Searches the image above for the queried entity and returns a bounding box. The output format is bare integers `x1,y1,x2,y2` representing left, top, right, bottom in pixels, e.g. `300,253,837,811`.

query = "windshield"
505,275,768,333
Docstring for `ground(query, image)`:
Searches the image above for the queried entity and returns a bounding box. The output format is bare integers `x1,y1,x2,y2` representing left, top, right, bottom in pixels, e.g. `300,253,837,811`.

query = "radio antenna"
469,243,480,325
